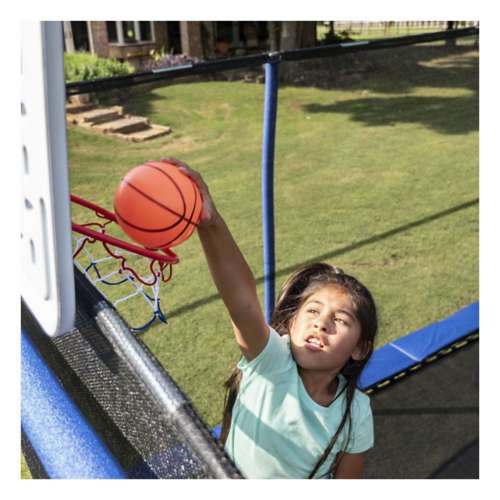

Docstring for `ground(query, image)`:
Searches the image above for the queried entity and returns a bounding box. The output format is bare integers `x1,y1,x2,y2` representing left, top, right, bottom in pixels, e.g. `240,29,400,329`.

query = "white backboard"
21,21,75,336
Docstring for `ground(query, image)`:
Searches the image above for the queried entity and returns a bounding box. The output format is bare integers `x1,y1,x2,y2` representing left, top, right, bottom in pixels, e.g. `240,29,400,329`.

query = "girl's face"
289,284,365,373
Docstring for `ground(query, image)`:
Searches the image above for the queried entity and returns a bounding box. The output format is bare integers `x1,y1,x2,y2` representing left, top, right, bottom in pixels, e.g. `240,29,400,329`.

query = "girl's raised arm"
165,159,269,361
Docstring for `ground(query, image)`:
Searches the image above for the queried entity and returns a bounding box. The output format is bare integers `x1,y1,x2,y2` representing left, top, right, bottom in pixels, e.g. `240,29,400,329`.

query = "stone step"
66,104,173,141
93,115,150,134
70,106,124,126
65,102,95,114
118,124,172,142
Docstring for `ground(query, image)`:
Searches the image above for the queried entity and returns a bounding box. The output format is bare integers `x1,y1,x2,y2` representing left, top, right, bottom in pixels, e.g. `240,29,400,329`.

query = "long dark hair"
220,262,378,478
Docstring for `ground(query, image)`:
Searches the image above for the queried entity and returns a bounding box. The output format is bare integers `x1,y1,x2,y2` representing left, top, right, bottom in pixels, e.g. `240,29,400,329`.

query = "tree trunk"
267,21,280,52
179,21,204,58
279,22,299,82
278,22,317,82
202,22,215,58
299,21,317,47
279,21,317,50
280,21,300,51
446,21,457,47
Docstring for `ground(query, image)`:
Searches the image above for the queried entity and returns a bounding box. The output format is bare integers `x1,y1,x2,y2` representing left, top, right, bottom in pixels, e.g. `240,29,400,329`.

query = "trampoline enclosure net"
21,269,240,478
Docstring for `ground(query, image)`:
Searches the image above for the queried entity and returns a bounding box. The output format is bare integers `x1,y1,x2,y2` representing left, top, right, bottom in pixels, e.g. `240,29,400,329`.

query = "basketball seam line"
144,165,202,246
123,180,195,226
143,161,202,229
114,203,187,232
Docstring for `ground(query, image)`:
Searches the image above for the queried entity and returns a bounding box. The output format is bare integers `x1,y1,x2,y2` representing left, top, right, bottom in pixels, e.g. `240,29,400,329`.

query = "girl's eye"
334,317,348,325
307,309,318,315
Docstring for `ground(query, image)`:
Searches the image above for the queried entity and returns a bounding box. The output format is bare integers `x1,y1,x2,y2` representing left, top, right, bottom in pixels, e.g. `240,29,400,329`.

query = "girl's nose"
314,317,334,334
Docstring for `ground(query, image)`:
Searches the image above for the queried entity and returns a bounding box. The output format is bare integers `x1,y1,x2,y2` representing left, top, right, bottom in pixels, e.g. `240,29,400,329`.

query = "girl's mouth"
305,336,324,351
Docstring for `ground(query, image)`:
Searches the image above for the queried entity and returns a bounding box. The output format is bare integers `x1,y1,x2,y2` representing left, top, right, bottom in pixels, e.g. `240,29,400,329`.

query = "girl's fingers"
160,158,216,226
161,157,200,182
161,157,192,175
161,157,186,167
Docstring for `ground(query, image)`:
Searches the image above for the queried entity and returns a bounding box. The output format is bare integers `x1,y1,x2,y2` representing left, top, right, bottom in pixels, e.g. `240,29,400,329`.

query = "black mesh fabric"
21,268,241,479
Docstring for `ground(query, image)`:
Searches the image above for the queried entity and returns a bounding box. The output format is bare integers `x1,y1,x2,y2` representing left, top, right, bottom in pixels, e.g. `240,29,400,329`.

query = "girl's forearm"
197,211,260,321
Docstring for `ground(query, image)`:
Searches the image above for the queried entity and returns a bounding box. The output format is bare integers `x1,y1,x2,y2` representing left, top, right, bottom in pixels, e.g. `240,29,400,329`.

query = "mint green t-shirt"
224,327,374,479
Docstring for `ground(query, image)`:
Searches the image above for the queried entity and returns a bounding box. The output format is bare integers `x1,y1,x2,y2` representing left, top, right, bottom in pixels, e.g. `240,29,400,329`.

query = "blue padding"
390,302,479,361
212,425,221,440
21,329,126,478
261,60,280,323
357,344,417,390
358,302,479,390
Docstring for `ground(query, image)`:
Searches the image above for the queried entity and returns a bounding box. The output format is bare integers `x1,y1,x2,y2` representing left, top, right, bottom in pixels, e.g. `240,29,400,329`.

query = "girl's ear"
352,340,371,361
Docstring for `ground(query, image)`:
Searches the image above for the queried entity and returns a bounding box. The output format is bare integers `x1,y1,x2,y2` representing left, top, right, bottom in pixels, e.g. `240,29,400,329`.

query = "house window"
106,22,118,43
139,22,152,41
123,21,137,42
106,21,154,45
71,21,90,51
166,22,181,54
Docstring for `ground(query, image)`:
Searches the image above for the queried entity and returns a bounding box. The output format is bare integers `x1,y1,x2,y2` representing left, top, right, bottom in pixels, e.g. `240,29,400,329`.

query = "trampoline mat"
364,340,479,479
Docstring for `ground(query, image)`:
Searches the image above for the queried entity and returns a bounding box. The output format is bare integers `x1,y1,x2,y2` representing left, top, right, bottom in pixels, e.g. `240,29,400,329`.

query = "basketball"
114,160,202,249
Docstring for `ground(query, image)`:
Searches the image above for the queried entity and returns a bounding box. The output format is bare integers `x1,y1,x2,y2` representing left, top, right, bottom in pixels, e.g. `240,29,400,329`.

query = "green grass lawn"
22,41,478,479
23,46,479,483
21,453,30,479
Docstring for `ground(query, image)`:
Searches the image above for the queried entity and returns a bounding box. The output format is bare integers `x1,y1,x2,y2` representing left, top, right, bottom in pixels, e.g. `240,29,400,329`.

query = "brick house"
63,21,317,68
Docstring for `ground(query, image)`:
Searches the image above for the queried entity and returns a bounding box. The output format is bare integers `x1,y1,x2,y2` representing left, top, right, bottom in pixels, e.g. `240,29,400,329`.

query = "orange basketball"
114,160,202,249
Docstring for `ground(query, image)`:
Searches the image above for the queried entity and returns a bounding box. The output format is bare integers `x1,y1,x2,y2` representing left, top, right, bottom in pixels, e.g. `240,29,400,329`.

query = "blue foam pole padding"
261,60,280,323
21,329,126,478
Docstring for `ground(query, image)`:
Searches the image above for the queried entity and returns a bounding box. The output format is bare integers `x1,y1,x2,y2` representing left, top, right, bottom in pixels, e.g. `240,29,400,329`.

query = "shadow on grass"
98,86,174,127
167,197,478,320
98,44,478,135
282,43,478,95
297,44,478,135
303,94,478,135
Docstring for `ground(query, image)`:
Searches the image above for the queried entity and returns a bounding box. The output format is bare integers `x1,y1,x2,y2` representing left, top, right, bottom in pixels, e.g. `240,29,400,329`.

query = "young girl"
164,158,378,479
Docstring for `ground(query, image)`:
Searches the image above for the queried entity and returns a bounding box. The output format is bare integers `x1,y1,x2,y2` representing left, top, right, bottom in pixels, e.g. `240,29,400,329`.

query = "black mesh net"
21,268,241,479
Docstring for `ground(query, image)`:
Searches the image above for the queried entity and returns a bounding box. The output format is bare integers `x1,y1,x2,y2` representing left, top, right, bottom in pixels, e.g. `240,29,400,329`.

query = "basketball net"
71,194,179,333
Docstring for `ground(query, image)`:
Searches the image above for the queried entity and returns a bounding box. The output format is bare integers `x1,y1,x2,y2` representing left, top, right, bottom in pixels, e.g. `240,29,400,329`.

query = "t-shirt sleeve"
237,326,291,380
345,394,375,454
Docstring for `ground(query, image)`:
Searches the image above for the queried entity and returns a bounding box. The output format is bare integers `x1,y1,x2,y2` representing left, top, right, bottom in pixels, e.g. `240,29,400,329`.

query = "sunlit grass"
66,45,478,430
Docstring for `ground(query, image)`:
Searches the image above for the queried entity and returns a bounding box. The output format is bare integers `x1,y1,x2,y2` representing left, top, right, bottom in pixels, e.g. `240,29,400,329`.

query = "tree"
267,21,280,52
279,21,299,51
278,22,317,82
446,21,458,47
279,21,317,51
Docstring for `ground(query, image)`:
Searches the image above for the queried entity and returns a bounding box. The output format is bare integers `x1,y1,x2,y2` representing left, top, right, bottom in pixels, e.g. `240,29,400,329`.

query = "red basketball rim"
71,194,178,264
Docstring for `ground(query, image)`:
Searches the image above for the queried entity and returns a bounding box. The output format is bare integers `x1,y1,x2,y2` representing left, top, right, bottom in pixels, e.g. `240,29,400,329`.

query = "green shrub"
64,52,134,83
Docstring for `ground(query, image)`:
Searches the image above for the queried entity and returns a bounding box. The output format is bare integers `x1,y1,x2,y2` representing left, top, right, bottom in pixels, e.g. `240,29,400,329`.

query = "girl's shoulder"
346,381,373,419
238,326,294,376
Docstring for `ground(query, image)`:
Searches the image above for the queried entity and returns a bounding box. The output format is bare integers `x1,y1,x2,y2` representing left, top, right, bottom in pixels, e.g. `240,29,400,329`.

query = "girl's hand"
160,157,219,228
